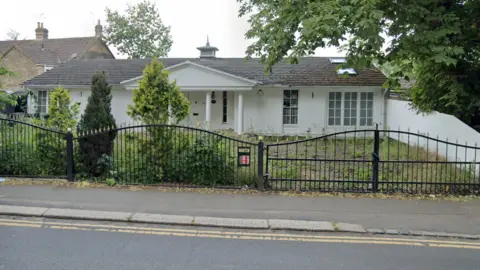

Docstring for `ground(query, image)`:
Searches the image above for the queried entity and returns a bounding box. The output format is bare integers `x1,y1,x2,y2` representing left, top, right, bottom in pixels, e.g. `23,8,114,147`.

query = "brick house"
0,21,115,92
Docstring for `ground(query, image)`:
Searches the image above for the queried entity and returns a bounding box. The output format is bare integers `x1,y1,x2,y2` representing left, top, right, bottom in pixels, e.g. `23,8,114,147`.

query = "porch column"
237,93,244,134
205,92,212,129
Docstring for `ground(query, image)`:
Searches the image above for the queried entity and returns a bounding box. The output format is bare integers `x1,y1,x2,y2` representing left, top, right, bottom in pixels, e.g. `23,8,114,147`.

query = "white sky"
0,0,345,59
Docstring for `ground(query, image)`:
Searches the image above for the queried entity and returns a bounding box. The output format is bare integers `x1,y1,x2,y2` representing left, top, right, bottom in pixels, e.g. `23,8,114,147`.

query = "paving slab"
130,213,194,226
43,208,131,222
0,205,48,217
336,223,366,233
193,216,268,229
269,219,335,232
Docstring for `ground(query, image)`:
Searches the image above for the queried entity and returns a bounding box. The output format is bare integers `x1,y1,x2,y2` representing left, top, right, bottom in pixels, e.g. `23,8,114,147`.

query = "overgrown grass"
264,136,480,194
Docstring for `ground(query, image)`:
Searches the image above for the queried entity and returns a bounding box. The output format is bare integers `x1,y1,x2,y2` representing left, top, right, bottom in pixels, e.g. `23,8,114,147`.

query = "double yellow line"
0,218,479,250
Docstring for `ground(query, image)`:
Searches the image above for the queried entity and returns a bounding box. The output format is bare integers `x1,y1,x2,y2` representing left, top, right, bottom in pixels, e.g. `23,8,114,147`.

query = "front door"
186,92,205,126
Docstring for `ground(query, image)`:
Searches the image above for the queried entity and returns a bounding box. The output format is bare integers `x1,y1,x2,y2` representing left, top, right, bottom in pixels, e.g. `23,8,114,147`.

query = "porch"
121,61,259,134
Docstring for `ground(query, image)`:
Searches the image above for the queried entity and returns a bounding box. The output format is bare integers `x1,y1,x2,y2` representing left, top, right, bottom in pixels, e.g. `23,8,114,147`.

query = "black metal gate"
265,128,480,194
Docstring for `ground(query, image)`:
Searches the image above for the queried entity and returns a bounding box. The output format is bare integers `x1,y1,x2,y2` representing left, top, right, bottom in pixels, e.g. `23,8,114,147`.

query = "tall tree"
128,58,189,124
78,71,116,132
6,29,20,40
238,0,480,123
104,0,173,58
77,71,117,177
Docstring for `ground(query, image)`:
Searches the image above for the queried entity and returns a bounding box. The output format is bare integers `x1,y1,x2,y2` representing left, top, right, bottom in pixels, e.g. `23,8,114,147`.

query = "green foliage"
78,72,116,132
43,87,79,130
77,72,117,177
164,135,237,186
105,0,173,58
31,87,79,176
106,178,116,187
238,0,480,123
128,58,190,124
0,64,17,110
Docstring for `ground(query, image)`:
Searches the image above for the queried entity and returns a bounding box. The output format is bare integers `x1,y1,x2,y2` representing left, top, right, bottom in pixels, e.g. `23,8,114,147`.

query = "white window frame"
327,91,374,127
36,90,49,114
283,89,299,125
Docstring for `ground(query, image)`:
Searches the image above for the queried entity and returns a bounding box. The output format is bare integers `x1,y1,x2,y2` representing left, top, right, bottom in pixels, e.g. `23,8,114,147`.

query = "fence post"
65,131,74,182
257,137,265,191
372,124,380,193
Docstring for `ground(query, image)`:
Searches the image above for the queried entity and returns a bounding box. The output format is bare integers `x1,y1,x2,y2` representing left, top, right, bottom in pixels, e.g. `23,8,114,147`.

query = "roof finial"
206,35,210,46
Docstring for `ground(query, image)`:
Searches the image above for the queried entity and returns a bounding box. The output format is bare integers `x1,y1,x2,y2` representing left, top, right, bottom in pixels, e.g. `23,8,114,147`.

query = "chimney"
95,19,103,38
35,22,48,40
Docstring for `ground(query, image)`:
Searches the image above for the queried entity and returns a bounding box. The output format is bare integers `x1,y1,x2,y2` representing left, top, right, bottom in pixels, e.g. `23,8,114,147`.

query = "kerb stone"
269,219,335,232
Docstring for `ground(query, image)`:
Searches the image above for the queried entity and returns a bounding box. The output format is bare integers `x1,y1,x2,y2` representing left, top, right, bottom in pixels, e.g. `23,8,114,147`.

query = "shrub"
77,72,116,177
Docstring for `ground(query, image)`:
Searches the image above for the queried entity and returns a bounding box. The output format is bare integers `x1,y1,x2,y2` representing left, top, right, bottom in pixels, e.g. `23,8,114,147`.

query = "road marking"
429,243,480,249
0,219,478,249
0,217,479,246
0,221,41,228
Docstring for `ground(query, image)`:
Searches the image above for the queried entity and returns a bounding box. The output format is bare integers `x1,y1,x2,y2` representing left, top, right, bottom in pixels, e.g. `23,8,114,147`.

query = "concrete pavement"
0,219,478,270
0,185,479,236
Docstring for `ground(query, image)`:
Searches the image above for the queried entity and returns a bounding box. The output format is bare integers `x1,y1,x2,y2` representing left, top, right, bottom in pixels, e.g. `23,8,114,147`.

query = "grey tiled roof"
0,37,99,66
24,57,386,87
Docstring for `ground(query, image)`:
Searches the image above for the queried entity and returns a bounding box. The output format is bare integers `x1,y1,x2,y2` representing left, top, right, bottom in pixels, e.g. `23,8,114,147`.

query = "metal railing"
1,118,479,194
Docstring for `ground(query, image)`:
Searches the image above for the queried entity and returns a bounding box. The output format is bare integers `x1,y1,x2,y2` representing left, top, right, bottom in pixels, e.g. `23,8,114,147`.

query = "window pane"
335,92,341,99
336,101,341,107
367,110,373,117
291,108,298,116
328,118,335,125
360,118,366,126
284,90,291,98
329,101,334,108
345,92,351,99
352,92,358,100
335,109,341,116
360,101,366,109
360,110,366,117
335,118,341,125
291,99,298,106
283,116,289,124
329,92,335,99
351,117,357,124
291,90,298,99
351,109,357,117
344,119,350,126
344,110,350,117
328,109,335,117
367,92,374,100
291,116,298,125
360,92,366,100
283,108,290,116
367,118,373,126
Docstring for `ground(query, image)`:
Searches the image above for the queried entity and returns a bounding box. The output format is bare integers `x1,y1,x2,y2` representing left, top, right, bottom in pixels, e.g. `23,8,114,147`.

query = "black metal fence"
73,125,260,188
0,119,68,179
265,128,480,194
1,118,479,195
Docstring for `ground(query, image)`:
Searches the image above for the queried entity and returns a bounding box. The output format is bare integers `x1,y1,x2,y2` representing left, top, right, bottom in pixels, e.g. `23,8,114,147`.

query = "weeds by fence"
0,118,479,195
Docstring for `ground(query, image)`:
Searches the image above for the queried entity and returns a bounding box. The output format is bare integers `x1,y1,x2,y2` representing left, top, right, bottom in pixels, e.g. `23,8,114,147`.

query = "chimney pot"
95,19,103,38
35,22,48,40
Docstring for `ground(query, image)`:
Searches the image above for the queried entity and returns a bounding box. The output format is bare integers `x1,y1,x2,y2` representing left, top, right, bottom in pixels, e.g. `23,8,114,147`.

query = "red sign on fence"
238,147,251,167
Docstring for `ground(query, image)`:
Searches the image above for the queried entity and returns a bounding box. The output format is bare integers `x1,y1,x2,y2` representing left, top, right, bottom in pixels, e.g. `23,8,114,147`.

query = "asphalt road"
0,218,478,270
